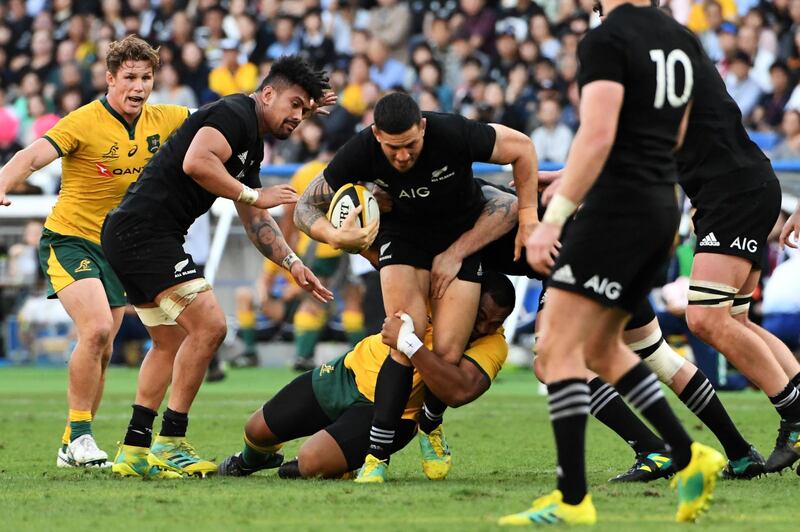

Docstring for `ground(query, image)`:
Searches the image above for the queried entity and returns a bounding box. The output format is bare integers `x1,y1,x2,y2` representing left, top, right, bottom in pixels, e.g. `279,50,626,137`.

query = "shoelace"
429,432,447,457
78,437,101,453
178,440,201,459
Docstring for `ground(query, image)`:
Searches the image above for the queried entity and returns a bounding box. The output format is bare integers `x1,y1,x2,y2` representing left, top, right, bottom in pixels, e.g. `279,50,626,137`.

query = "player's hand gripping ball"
327,183,380,253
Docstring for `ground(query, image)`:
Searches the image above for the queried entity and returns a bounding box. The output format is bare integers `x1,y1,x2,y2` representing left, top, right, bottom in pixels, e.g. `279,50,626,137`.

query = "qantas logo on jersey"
731,237,758,253
583,275,622,300
96,163,111,177
398,187,430,199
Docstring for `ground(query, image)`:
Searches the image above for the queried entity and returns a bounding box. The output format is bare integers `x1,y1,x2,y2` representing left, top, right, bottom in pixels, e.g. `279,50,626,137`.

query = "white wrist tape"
542,194,577,226
281,252,300,270
397,312,423,358
237,184,259,205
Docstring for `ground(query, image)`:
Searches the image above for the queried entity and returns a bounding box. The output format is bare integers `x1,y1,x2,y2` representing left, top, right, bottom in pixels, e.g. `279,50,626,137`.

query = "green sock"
240,327,256,355
242,441,270,466
69,420,92,441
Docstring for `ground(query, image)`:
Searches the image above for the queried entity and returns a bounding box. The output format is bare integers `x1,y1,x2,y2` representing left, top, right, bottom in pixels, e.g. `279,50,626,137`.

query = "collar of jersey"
100,95,142,140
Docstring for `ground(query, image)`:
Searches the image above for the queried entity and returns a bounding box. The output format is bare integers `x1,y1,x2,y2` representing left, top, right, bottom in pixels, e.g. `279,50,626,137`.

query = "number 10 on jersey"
649,49,694,109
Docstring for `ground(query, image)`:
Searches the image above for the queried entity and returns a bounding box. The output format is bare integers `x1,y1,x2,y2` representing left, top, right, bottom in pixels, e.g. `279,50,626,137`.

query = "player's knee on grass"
244,409,280,447
297,432,348,478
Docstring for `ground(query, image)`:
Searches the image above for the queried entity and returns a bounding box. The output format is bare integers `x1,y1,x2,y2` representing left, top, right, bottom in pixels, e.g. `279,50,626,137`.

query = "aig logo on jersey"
583,275,622,301
731,237,758,253
399,187,430,199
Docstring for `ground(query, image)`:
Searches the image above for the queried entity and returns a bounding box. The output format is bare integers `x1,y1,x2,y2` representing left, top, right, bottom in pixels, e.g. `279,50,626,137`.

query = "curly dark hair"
258,55,330,101
106,35,160,75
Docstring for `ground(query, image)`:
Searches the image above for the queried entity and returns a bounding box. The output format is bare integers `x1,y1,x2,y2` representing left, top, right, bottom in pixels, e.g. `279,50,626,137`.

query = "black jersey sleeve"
577,28,627,87
323,131,369,191
202,100,247,158
456,115,497,162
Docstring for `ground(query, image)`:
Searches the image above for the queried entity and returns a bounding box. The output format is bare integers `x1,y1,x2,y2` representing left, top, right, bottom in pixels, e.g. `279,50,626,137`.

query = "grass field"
0,366,797,531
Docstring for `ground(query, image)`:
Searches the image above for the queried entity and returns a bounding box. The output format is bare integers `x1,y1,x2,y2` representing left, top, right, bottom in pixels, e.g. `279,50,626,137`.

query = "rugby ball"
327,183,380,229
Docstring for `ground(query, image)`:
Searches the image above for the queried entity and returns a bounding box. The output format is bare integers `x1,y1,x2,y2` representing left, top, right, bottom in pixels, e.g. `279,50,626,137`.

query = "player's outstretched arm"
488,124,539,260
431,186,518,299
0,138,59,206
236,204,333,303
780,204,800,249
382,314,490,407
294,173,378,252
527,80,623,274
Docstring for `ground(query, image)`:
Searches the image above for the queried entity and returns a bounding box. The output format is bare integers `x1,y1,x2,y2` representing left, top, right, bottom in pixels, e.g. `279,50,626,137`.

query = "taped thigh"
158,278,212,321
687,280,737,308
642,341,685,385
730,291,753,316
134,306,177,327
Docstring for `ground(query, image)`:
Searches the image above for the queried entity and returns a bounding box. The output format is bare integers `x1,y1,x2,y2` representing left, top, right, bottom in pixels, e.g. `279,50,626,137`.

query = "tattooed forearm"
294,173,335,235
246,210,292,262
481,186,518,221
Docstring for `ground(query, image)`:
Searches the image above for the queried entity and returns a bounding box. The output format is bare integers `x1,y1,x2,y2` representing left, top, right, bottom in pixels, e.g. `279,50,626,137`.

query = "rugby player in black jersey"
293,92,539,482
499,1,726,525
101,56,335,479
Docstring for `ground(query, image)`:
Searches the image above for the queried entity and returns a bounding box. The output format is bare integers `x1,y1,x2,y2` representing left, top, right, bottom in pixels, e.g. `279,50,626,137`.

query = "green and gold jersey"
43,97,189,244
344,325,508,420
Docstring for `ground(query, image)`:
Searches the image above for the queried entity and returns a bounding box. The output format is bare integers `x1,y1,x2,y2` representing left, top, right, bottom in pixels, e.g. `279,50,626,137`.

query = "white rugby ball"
327,183,380,229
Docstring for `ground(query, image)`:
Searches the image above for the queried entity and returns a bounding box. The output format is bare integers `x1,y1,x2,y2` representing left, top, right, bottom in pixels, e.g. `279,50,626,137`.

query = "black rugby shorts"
101,210,203,305
546,204,680,314
375,227,483,283
692,177,780,270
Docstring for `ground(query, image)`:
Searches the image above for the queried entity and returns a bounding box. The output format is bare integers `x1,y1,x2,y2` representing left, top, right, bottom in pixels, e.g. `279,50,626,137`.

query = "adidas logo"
551,264,576,285
477,263,483,277
699,232,720,247
238,151,248,164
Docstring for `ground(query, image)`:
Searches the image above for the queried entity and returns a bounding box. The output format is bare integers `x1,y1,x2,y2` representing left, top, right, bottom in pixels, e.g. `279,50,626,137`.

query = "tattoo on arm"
294,173,335,234
481,187,516,219
246,211,292,262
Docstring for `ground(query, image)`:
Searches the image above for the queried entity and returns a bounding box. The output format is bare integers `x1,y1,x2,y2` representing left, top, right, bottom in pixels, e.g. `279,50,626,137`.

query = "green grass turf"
0,365,796,531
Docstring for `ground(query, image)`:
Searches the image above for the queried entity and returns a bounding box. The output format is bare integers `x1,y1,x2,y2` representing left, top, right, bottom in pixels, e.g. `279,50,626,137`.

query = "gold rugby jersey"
43,97,189,243
344,325,508,419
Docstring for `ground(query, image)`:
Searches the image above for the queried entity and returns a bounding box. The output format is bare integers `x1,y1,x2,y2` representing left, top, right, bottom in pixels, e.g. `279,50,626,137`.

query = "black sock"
790,372,800,390
588,377,667,455
123,404,157,448
548,378,590,506
769,382,800,421
419,389,447,434
614,362,693,470
678,369,750,460
160,408,189,438
369,356,413,460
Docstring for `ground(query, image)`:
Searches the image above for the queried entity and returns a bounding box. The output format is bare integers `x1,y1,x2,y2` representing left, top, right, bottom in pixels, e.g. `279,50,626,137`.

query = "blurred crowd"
4,1,800,171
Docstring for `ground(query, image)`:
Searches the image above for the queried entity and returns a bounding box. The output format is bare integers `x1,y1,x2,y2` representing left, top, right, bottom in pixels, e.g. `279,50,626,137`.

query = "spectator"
489,27,519,83
266,15,300,61
505,61,537,132
367,37,407,91
324,0,370,59
7,220,43,287
208,38,258,97
725,50,762,119
237,13,268,66
418,87,442,112
340,54,373,117
738,24,775,91
198,5,229,68
753,61,793,128
178,42,214,105
452,0,497,55
687,0,738,33
150,63,198,108
415,60,454,112
772,109,800,159
300,8,336,70
0,108,22,167
697,0,725,61
367,0,412,62
529,13,560,60
531,98,573,163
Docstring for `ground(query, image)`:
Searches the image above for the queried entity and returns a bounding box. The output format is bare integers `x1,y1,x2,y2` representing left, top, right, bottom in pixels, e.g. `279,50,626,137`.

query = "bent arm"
182,127,249,201
293,173,338,244
489,124,538,214
0,139,60,197
410,346,490,407
444,185,518,261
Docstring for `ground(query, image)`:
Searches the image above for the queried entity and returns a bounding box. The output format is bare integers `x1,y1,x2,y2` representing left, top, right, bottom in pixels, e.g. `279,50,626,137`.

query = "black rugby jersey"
324,112,496,237
114,94,263,234
577,4,702,211
675,29,771,200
